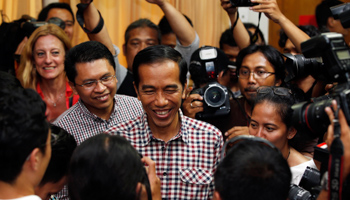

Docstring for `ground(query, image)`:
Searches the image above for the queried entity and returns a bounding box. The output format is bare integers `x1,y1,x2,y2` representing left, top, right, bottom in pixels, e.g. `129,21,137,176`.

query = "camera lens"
292,98,332,138
289,185,313,200
204,85,226,107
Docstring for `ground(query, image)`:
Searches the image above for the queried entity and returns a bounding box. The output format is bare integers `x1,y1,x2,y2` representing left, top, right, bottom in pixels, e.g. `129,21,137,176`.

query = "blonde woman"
17,24,79,122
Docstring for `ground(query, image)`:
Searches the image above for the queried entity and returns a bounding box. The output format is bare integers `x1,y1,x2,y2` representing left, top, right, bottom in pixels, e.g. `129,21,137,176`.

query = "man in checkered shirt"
53,41,143,199
105,45,223,200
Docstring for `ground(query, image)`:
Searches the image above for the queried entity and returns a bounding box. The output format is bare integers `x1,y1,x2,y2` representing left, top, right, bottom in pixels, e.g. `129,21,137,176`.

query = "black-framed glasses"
221,135,278,159
257,86,292,96
238,68,275,79
76,75,116,90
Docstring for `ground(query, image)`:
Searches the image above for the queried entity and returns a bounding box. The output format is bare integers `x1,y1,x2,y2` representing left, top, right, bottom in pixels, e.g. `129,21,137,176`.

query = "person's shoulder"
105,115,142,134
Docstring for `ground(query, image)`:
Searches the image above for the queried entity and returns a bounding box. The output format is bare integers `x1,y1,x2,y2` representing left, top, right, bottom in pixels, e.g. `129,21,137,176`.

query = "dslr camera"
189,46,231,119
289,32,350,137
191,82,231,119
229,0,258,7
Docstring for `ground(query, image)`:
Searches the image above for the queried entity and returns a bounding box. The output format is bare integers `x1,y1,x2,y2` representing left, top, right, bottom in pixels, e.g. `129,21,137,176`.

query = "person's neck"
88,103,115,121
244,99,252,118
149,113,181,143
40,74,66,97
0,179,35,199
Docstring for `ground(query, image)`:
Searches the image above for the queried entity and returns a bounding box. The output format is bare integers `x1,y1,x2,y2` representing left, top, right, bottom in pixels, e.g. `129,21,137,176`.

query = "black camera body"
301,32,350,83
191,82,230,119
229,0,258,7
291,33,350,137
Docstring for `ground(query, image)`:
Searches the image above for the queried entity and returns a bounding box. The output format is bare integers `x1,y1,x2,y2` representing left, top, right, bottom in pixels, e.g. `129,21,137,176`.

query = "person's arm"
250,0,309,53
220,0,251,49
146,0,195,46
79,0,115,55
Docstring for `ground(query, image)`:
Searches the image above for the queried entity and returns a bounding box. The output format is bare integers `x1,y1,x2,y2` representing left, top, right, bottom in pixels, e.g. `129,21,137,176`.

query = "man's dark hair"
39,125,77,186
158,14,193,35
68,134,151,200
0,71,22,89
65,41,116,84
315,0,344,32
278,25,321,48
236,45,285,84
132,45,187,88
124,18,161,45
0,88,49,183
189,46,229,88
214,139,291,200
219,28,238,49
38,3,75,23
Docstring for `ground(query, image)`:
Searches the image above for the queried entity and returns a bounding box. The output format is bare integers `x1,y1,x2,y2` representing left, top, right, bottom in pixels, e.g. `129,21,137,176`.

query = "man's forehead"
127,27,159,42
47,8,73,21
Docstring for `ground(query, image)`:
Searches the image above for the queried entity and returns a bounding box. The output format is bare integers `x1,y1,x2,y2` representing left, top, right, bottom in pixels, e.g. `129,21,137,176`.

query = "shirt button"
161,146,165,150
163,172,167,176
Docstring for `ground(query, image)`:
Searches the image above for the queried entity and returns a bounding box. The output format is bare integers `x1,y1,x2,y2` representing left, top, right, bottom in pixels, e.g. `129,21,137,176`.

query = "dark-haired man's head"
132,45,187,131
189,46,230,88
220,28,240,62
0,88,50,198
38,3,75,41
65,41,117,119
315,0,349,36
68,134,150,200
158,15,193,48
123,18,161,71
35,125,77,200
214,139,291,200
236,45,285,103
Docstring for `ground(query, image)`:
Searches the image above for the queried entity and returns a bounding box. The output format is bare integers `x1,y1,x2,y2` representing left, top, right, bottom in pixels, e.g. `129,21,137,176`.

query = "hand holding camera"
325,100,350,181
182,87,204,119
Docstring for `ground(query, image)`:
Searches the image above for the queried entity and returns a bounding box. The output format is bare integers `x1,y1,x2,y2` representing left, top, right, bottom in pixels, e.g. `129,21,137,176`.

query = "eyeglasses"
221,135,278,158
76,75,116,90
256,86,292,96
238,68,275,79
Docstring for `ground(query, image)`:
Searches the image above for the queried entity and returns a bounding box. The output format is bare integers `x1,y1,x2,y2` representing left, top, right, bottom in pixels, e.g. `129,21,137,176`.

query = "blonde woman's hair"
17,24,71,89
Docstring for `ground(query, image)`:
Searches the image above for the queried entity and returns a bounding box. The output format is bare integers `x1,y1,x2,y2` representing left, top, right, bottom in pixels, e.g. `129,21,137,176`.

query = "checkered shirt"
105,110,223,200
53,94,143,200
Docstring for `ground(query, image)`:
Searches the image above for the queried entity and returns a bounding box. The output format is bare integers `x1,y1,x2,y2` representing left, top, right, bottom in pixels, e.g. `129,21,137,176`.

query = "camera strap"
250,12,262,45
328,112,344,200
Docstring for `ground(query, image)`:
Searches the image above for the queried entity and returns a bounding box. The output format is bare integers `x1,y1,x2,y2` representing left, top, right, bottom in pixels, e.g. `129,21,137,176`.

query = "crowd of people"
1,0,350,199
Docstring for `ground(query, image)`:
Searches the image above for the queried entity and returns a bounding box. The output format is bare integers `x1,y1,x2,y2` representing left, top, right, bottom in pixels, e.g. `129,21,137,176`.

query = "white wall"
42,0,59,7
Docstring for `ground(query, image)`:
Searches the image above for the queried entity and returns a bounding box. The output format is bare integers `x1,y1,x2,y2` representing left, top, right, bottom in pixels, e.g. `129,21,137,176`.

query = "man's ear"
182,83,188,99
274,79,282,86
327,16,336,28
133,82,141,101
287,127,297,140
213,191,222,200
69,81,78,95
27,148,41,171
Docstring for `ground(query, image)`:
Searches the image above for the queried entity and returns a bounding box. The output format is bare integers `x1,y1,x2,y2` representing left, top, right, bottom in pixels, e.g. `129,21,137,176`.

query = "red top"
36,81,80,108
